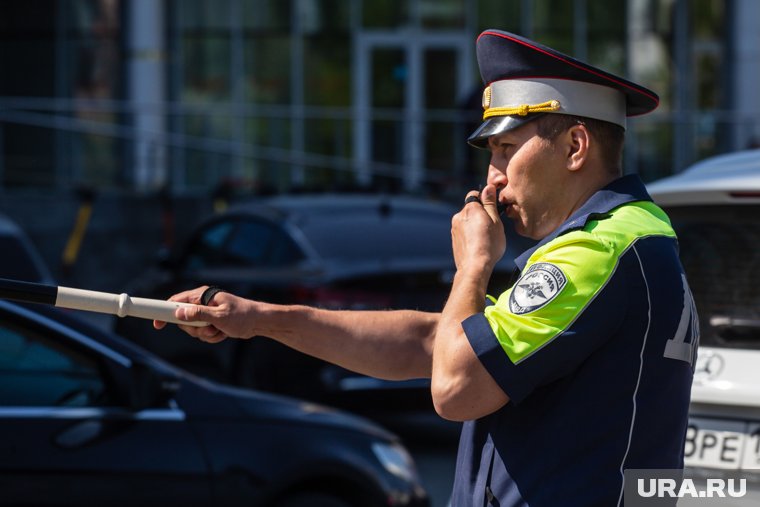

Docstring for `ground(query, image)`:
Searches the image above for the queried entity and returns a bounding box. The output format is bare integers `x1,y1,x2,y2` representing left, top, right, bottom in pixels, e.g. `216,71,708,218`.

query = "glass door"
353,32,473,193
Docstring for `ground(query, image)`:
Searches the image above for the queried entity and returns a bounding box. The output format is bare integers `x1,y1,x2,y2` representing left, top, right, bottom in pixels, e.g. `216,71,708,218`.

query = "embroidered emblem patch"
509,262,567,315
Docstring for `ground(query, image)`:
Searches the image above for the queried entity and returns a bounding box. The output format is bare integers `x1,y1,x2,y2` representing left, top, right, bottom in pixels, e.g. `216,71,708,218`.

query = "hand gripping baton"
0,277,209,327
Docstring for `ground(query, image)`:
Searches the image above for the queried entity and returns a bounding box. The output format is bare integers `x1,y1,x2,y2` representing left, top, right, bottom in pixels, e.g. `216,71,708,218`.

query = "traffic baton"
0,278,208,327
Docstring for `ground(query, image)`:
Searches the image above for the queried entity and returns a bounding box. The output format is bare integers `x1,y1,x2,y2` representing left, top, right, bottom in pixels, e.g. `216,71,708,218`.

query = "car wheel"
278,492,353,507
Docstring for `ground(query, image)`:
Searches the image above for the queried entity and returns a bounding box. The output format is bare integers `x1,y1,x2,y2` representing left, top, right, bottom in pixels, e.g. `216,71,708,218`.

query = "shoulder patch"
509,262,568,315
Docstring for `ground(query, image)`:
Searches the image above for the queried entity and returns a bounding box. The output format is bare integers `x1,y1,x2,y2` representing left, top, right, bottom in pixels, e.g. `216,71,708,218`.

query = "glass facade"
0,0,123,188
0,0,754,195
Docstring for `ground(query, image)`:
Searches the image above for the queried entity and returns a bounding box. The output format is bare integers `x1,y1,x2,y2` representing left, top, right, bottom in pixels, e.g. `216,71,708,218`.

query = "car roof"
208,193,524,271
222,194,457,263
225,194,457,222
647,149,760,206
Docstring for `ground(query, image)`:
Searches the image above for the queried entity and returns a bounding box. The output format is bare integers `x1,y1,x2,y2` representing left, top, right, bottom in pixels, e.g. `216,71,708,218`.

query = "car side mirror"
127,359,181,412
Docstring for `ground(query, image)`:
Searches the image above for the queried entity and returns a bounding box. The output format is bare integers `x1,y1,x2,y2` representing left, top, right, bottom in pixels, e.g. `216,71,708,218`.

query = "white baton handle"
56,287,210,327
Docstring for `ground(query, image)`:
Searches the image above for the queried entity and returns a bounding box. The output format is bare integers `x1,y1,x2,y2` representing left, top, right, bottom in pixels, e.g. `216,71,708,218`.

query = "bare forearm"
254,303,438,380
432,267,509,420
163,288,438,380
429,187,511,421
433,269,488,387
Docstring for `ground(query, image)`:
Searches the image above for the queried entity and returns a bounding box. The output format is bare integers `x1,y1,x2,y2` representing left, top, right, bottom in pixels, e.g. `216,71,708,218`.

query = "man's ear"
565,124,590,172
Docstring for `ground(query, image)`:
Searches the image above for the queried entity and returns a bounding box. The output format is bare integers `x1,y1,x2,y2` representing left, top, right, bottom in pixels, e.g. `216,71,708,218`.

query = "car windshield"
668,205,760,350
0,236,46,282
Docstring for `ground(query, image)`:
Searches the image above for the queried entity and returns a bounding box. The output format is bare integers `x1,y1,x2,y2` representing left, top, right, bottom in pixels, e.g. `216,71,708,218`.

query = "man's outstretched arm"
155,291,438,381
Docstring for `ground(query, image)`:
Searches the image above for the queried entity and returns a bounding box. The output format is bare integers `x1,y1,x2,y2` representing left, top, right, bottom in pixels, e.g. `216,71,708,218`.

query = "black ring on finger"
464,195,482,206
200,286,225,306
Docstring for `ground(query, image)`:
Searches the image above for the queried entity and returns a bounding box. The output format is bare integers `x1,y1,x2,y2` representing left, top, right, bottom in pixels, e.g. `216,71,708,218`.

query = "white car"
648,149,760,502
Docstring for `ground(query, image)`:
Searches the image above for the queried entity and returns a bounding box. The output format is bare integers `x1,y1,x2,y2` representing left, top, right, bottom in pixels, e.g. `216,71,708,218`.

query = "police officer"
156,30,698,506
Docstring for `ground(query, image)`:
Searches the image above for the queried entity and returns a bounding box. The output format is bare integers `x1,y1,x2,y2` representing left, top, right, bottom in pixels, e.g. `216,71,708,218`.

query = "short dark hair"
534,114,625,175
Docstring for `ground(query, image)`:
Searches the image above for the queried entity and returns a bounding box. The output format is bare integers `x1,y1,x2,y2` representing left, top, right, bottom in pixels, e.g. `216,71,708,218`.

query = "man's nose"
487,158,508,186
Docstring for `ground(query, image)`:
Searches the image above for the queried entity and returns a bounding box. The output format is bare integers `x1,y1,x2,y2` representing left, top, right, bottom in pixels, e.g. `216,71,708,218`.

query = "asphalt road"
406,440,459,507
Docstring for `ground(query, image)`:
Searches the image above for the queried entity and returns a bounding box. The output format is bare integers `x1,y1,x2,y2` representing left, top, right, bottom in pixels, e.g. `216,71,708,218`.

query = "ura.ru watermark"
637,477,745,499
624,469,755,506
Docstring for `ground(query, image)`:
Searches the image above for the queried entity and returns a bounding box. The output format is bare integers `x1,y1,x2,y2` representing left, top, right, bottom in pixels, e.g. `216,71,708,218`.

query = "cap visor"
467,114,545,149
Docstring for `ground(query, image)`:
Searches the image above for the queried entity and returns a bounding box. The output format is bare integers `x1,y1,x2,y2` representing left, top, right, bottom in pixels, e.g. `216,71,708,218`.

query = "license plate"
684,417,760,470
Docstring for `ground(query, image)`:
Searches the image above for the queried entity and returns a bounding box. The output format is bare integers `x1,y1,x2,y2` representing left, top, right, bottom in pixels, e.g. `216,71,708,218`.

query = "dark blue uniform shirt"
452,175,698,506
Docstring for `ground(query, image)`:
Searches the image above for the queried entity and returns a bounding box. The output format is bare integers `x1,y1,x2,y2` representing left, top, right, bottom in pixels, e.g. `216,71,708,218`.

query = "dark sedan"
0,300,429,507
0,212,54,285
117,194,531,435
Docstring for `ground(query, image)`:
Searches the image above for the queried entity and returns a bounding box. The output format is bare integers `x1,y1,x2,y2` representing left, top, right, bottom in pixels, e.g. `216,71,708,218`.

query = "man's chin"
511,220,543,241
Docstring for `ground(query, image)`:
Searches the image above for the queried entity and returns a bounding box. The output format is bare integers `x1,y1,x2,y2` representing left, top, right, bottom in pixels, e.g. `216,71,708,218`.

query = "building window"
160,0,736,195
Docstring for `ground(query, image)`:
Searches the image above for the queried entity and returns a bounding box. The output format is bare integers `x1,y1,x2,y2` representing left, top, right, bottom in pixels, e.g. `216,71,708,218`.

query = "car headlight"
371,442,419,483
